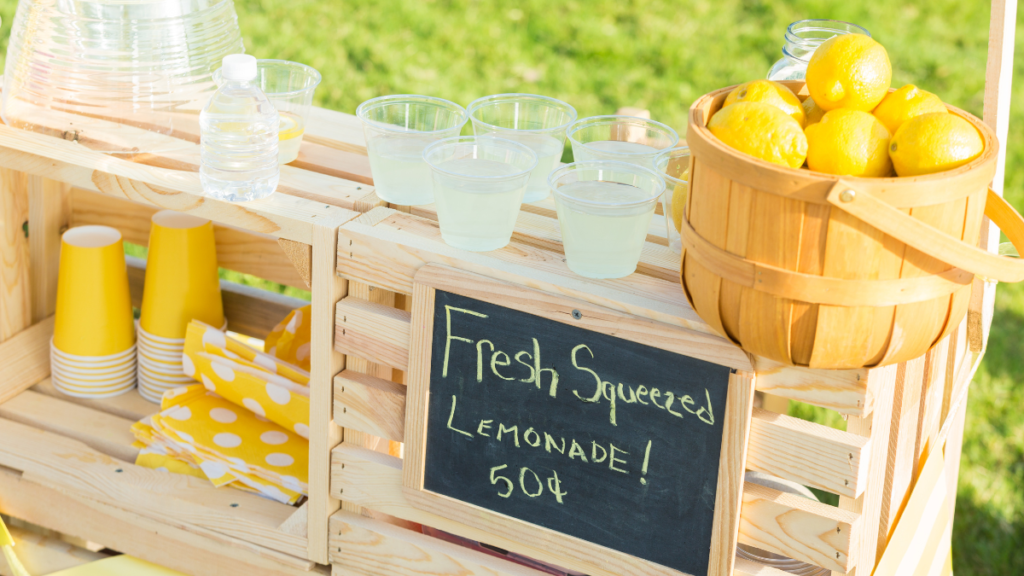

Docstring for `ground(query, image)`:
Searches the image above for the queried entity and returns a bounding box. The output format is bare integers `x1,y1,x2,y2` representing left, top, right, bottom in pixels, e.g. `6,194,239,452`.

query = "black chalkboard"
423,290,733,575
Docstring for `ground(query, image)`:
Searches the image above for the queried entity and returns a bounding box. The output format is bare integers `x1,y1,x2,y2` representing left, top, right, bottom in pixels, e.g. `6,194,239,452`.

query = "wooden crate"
0,1,1015,574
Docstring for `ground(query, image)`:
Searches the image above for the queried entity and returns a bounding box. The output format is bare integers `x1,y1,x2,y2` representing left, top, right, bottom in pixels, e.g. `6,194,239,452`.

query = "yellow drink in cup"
53,226,135,356
424,136,537,251
549,161,666,279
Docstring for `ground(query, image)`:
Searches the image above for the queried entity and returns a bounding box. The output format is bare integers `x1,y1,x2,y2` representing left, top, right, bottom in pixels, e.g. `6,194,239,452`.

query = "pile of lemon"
708,35,984,177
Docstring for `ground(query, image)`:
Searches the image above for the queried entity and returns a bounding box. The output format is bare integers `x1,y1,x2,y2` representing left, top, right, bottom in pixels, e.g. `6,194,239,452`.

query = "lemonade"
572,140,661,164
432,158,528,251
510,133,564,202
278,111,305,164
368,136,437,205
554,179,659,278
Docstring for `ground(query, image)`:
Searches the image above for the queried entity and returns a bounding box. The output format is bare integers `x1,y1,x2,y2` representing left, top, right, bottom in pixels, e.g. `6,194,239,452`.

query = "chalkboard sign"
412,288,736,575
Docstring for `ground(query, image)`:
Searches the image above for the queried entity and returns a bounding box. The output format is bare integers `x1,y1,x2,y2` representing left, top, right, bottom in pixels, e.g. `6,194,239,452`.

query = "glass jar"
767,20,870,81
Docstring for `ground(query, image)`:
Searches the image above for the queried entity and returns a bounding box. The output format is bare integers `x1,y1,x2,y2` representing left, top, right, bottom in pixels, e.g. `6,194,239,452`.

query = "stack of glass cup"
51,227,137,398
137,211,225,403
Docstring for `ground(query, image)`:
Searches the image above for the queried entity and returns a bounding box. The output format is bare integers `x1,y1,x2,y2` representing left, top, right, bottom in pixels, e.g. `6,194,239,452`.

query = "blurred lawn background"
1,0,1021,572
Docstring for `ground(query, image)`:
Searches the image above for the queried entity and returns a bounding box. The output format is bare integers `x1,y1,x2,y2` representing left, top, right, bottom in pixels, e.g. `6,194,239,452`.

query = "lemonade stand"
0,1,1017,575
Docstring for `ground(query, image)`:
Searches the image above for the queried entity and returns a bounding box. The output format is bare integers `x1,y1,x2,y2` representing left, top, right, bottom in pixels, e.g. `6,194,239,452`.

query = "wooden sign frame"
402,264,756,576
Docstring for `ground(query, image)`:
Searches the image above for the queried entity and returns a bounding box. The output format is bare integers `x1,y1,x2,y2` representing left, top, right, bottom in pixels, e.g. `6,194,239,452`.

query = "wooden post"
308,217,350,563
27,176,70,323
0,169,30,343
969,0,1018,351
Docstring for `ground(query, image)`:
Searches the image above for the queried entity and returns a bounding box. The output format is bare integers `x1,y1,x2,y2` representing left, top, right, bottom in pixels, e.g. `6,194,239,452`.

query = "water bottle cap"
221,54,257,81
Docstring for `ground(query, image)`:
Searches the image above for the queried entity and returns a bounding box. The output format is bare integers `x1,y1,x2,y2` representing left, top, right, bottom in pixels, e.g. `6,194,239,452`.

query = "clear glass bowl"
3,0,245,153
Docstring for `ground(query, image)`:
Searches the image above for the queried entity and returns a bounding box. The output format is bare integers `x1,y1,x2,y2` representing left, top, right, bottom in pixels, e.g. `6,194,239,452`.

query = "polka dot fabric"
131,385,308,504
264,305,312,371
183,321,310,438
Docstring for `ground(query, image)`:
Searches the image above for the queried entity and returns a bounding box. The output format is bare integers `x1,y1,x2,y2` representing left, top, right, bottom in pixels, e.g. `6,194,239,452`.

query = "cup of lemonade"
568,115,679,167
652,147,690,254
467,94,577,203
549,161,666,279
217,60,322,165
357,95,468,206
424,136,537,252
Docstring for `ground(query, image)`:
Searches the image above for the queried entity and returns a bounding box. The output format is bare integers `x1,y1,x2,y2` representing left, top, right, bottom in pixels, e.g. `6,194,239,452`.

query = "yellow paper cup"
52,226,136,356
139,211,224,339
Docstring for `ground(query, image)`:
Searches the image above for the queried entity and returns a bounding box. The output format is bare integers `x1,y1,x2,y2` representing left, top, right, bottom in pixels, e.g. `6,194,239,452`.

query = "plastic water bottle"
200,54,280,202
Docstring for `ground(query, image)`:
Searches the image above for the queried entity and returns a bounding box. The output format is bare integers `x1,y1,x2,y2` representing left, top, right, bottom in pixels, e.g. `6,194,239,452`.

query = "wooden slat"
330,445,859,574
0,417,309,562
0,525,104,576
32,378,155,423
28,177,70,323
335,296,412,371
329,511,550,576
73,188,309,289
334,370,406,442
710,372,757,576
753,356,877,416
0,390,139,463
125,255,308,339
0,121,363,244
0,316,54,405
0,468,321,576
0,168,30,342
307,218,349,563
746,408,870,498
337,208,711,336
878,355,926,548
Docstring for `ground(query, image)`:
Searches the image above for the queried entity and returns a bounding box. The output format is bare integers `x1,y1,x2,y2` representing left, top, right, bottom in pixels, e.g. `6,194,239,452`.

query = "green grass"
1,0,1022,572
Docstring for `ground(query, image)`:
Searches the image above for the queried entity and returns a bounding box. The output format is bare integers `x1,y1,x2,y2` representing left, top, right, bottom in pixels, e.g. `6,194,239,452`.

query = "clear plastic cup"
568,116,679,167
357,95,468,206
652,147,690,254
467,94,577,203
215,60,322,164
423,136,537,252
549,161,666,279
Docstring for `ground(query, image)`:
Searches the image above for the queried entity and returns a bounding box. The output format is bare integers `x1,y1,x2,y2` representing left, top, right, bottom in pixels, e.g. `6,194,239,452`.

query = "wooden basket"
682,81,1024,369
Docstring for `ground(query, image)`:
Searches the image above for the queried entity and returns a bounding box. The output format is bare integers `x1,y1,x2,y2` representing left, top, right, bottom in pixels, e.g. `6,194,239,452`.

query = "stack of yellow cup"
51,226,137,398
137,211,225,403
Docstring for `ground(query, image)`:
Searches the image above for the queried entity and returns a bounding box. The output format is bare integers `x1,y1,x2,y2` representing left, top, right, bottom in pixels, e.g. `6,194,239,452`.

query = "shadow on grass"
953,484,1024,574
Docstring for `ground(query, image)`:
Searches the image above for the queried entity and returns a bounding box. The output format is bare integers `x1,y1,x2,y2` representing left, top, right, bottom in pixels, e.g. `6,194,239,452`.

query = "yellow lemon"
708,102,807,169
872,84,947,135
724,80,806,127
278,111,305,141
889,112,984,176
670,178,688,233
805,109,892,177
806,34,892,112
802,97,826,126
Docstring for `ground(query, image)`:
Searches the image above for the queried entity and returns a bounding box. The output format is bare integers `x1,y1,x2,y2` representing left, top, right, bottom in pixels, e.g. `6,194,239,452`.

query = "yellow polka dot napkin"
265,304,312,371
182,321,310,438
133,385,308,504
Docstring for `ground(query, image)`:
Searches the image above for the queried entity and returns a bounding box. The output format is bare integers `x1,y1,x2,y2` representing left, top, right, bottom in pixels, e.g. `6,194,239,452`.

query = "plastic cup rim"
548,160,667,208
356,94,468,135
423,136,539,180
566,115,680,155
467,93,579,134
652,146,691,186
214,59,323,96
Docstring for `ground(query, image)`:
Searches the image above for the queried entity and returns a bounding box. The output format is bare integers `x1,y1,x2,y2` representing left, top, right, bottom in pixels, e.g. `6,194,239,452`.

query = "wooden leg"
0,169,30,343
27,177,70,324
836,362,900,576
308,221,347,563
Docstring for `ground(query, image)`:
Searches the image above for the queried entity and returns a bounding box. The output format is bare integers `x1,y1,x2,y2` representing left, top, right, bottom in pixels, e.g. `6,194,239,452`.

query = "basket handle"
826,181,1024,283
